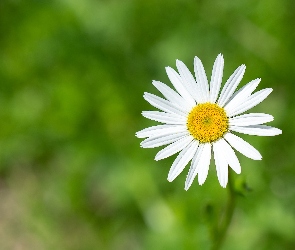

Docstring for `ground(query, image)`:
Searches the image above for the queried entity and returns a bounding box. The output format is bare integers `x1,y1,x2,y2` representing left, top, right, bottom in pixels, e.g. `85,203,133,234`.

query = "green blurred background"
0,0,293,249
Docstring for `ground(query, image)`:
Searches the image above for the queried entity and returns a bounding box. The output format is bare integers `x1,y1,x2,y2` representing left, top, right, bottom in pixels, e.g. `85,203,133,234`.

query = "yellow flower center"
187,103,228,143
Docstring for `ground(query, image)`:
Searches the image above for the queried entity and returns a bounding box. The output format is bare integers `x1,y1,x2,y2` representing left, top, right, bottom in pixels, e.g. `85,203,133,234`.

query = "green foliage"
0,0,293,249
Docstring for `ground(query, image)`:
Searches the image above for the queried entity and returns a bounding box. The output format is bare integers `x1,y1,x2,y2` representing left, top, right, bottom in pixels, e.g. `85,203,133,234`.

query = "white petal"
167,140,199,182
224,133,262,160
155,135,194,161
230,125,282,136
226,88,272,117
209,54,224,103
229,113,274,126
176,59,201,103
213,141,228,188
144,92,187,116
197,144,212,185
184,144,204,190
194,56,210,102
152,80,192,111
142,111,187,124
136,125,187,138
218,138,241,174
225,78,261,112
165,67,196,106
185,143,211,190
218,65,246,107
140,131,189,148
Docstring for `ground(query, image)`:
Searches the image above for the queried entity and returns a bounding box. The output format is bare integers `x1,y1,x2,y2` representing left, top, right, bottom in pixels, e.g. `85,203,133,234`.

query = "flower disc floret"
187,103,228,143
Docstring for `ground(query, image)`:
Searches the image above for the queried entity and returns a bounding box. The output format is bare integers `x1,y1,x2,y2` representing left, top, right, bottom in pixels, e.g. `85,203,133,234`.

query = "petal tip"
154,155,160,161
194,56,201,62
276,128,282,135
184,183,190,190
266,88,273,94
255,153,263,161
167,176,173,182
217,53,224,60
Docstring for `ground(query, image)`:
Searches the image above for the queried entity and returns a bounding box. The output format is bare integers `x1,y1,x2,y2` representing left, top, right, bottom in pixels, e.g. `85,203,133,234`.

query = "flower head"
136,54,281,190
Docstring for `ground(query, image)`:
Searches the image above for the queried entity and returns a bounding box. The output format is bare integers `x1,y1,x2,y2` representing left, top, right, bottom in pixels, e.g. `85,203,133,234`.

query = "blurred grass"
0,0,294,249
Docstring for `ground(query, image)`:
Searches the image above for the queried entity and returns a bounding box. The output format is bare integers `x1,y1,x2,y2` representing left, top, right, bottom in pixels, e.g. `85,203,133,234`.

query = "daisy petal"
140,131,189,148
230,125,282,136
197,144,212,185
165,67,196,106
218,138,241,174
136,125,187,138
218,65,246,107
155,135,194,161
213,141,228,188
142,111,187,124
167,140,199,182
224,133,262,160
229,113,274,126
144,92,187,116
225,78,261,112
185,143,211,190
152,80,192,111
209,54,224,103
226,88,273,117
176,59,201,103
194,56,210,102
184,144,203,190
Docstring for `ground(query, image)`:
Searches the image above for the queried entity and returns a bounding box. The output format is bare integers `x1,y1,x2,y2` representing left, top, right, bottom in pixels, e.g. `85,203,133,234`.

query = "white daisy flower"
136,54,282,190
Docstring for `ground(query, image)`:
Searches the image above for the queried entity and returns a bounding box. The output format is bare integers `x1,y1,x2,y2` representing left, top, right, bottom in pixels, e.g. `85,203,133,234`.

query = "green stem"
211,172,236,250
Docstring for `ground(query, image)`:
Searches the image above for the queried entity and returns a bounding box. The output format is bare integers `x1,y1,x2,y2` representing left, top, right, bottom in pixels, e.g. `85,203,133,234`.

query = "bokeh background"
0,0,293,249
